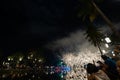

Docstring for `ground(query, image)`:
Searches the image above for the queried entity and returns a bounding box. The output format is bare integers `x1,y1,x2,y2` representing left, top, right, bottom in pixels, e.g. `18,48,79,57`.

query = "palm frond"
85,22,104,47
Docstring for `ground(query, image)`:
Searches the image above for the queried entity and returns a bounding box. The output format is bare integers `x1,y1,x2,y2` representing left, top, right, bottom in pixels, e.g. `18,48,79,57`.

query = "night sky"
1,0,120,55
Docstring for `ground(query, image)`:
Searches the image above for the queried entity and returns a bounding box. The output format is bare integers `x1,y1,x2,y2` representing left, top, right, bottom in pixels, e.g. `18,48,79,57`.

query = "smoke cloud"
46,22,120,80
46,22,120,57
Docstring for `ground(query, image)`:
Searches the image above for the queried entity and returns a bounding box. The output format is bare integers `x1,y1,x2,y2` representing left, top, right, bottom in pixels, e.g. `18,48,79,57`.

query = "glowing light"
102,50,106,53
105,37,111,43
31,54,33,57
38,59,42,62
105,43,109,48
8,57,13,61
61,75,64,78
19,57,23,61
112,51,114,54
113,53,115,56
28,56,30,59
8,58,11,61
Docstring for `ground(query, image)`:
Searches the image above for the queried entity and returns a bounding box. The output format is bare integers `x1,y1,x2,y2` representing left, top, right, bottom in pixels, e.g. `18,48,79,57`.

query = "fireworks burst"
61,49,103,80
47,30,108,80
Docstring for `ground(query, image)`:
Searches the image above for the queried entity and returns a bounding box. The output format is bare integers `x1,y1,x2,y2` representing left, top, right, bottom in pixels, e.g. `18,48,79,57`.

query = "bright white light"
8,57,13,61
113,54,115,56
38,59,42,62
61,75,64,78
28,56,30,59
112,51,114,54
105,37,111,43
105,44,109,48
102,50,106,53
19,57,23,61
8,58,11,61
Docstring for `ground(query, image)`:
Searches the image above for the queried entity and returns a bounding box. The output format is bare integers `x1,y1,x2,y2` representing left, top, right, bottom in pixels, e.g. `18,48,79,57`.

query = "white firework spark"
62,49,103,80
47,30,110,80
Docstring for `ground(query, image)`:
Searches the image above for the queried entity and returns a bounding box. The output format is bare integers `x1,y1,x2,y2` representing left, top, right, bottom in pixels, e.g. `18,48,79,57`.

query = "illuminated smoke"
47,30,103,80
47,22,120,80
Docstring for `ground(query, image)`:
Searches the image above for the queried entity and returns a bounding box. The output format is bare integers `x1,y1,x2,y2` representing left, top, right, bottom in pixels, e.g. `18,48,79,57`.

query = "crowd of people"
86,45,120,80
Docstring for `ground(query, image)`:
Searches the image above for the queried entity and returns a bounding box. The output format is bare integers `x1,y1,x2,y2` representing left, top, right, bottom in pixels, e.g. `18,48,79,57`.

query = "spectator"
97,61,108,72
101,55,119,79
101,55,116,71
86,63,110,80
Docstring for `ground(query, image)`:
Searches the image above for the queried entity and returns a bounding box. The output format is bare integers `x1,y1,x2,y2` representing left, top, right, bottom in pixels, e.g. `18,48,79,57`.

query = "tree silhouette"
78,0,119,38
84,22,104,55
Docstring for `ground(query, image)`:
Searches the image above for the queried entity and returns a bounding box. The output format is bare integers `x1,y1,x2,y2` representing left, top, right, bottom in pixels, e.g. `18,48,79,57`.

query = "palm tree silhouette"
78,0,119,38
84,22,104,55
